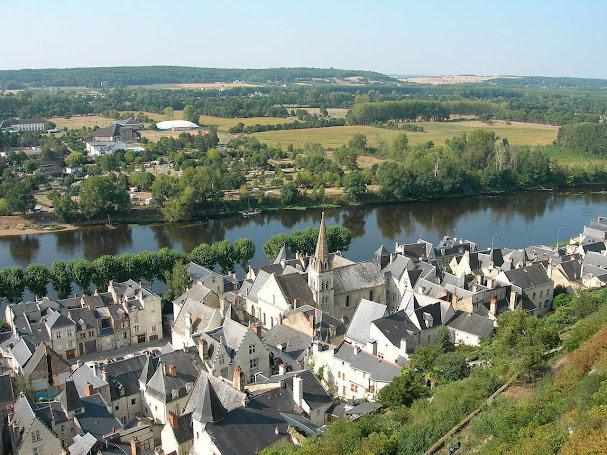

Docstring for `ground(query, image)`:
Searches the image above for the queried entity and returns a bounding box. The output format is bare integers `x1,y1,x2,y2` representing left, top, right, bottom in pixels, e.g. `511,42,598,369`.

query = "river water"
2,188,607,274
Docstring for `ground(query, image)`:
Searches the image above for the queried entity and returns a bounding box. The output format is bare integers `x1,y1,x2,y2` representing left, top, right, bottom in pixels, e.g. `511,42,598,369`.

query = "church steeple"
309,212,334,313
313,212,330,271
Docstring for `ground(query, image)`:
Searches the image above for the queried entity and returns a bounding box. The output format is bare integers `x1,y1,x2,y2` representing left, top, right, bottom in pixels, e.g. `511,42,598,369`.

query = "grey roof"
275,272,315,306
104,354,149,400
203,387,295,455
10,395,44,448
68,433,99,455
138,353,157,385
0,373,15,405
383,254,411,278
345,401,382,415
274,244,293,264
68,363,109,397
557,259,582,282
11,337,36,367
502,264,552,289
187,262,217,283
69,307,98,330
173,298,220,337
206,318,248,353
582,251,607,270
25,321,51,344
22,343,71,376
446,311,494,339
582,240,605,255
345,299,386,345
333,342,401,383
284,370,332,410
263,324,312,363
375,245,390,257
334,261,384,295
45,309,76,329
372,310,419,348
279,411,322,437
145,350,202,403
183,370,246,416
191,377,227,423
170,412,194,444
59,380,83,412
77,393,123,437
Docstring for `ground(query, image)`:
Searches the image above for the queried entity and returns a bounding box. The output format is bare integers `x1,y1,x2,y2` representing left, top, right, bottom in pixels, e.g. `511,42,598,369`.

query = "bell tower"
308,212,334,313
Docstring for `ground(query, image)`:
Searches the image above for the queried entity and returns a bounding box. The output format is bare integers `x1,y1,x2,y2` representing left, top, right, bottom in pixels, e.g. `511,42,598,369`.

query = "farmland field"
251,120,559,149
52,115,118,129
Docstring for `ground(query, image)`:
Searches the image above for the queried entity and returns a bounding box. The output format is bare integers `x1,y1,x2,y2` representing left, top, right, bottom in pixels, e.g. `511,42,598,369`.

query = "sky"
2,0,607,78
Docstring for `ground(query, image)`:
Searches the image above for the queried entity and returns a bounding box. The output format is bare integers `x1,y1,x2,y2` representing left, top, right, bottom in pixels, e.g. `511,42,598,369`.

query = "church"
240,213,386,329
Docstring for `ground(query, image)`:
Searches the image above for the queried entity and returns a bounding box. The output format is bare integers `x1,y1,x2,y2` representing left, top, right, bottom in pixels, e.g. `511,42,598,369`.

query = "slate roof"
69,307,98,330
68,363,109,397
502,264,552,289
203,387,295,455
45,309,76,329
345,299,386,345
333,342,401,383
274,244,293,264
145,350,202,403
25,322,51,344
78,393,123,437
283,370,332,410
104,354,149,400
11,337,36,367
187,262,219,283
275,272,315,306
446,311,494,338
68,433,99,455
206,318,248,354
58,380,83,412
22,343,71,377
173,299,220,338
345,401,382,415
582,251,607,270
170,411,194,444
263,324,312,363
0,373,15,405
10,395,46,448
371,310,419,348
383,254,411,279
191,377,227,423
333,261,384,295
183,370,246,416
557,259,582,282
279,411,323,436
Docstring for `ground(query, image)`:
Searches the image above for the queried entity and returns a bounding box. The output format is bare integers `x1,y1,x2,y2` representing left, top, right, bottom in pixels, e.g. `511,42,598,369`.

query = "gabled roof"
169,412,194,444
183,370,246,416
22,343,71,377
0,373,15,405
333,342,401,383
77,393,123,437
445,311,494,339
275,273,315,307
383,254,411,279
557,259,582,282
58,380,83,412
145,350,202,403
68,433,99,455
333,261,384,295
191,377,227,423
345,299,386,345
375,245,390,257
274,244,293,264
187,262,219,283
45,309,75,329
104,354,150,400
68,363,109,397
371,310,419,348
263,325,312,363
11,337,36,367
502,264,552,289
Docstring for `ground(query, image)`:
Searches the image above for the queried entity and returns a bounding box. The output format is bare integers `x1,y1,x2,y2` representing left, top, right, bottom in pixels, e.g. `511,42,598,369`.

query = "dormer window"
171,389,179,400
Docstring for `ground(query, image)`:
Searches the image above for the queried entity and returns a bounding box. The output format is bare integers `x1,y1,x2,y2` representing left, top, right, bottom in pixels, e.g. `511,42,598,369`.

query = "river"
3,188,607,275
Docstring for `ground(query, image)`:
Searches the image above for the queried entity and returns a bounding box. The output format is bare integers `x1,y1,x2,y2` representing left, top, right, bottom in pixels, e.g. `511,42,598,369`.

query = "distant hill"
0,66,397,89
482,76,607,90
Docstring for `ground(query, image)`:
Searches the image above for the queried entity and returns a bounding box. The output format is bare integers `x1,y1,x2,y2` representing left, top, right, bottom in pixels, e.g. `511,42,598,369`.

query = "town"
0,210,605,455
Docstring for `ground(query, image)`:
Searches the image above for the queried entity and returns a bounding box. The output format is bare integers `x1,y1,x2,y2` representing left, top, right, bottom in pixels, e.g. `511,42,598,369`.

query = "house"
64,163,83,174
140,348,203,424
22,343,72,400
444,311,494,346
248,369,333,426
86,140,127,157
495,263,554,316
345,299,387,349
186,262,226,296
8,394,64,455
172,298,222,349
69,307,99,356
199,318,270,384
83,123,139,143
549,259,582,293
311,340,401,401
0,373,16,418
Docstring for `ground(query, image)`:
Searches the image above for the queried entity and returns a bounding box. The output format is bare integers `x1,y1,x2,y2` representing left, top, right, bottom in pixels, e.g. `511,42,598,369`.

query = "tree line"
262,225,352,262
0,238,256,304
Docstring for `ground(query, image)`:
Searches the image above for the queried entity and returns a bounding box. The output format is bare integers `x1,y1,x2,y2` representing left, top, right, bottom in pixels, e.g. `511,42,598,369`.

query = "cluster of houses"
2,214,607,454
83,119,144,157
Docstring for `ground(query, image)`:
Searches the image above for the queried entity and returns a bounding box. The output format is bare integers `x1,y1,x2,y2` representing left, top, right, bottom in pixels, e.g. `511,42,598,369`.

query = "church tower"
308,212,334,313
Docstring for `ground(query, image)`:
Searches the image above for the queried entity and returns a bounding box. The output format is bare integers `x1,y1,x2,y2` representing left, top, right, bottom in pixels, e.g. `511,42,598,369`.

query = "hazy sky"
3,0,607,78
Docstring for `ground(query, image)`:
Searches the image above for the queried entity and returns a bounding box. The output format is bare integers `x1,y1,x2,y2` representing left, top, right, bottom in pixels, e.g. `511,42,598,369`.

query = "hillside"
0,66,397,89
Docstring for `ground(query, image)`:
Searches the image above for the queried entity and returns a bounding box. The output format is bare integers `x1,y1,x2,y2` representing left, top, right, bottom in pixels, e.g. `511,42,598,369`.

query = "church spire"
314,212,330,264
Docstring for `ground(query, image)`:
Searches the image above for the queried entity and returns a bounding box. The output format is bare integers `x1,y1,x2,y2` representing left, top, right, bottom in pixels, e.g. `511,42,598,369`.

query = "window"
532,292,536,300
338,372,341,379
219,355,225,366
33,447,44,455
80,333,85,339
68,341,74,348
342,386,346,395
369,385,375,393
31,430,41,442
249,344,256,355
115,405,119,411
350,384,358,393
250,358,258,369
121,416,126,424
89,331,94,337
55,332,62,339
131,398,136,405
346,296,350,307
135,325,140,332
57,342,63,349
123,332,128,339
152,325,157,333
540,290,544,298
369,290,374,301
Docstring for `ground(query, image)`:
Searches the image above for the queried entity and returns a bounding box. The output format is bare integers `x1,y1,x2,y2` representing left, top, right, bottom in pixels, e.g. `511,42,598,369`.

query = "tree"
25,263,49,298
23,158,38,174
182,104,198,123
263,233,289,262
234,238,256,269
79,175,129,219
494,310,560,381
326,225,352,252
162,186,195,222
348,133,368,152
0,266,25,303
164,260,191,302
133,251,160,284
343,170,368,200
164,107,174,121
49,260,72,299
433,351,469,382
377,369,424,408
189,243,217,269
157,248,184,281
64,152,84,166
3,180,35,214
51,194,78,223
280,183,298,204
334,146,359,170
92,255,122,291
213,240,235,274
67,259,93,295
0,318,9,332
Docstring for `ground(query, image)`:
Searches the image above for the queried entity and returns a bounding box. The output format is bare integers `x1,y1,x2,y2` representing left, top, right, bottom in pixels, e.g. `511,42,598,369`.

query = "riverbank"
0,215,77,237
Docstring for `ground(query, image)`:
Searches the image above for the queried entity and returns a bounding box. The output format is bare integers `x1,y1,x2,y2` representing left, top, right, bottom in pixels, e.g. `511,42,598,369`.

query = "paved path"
70,338,168,365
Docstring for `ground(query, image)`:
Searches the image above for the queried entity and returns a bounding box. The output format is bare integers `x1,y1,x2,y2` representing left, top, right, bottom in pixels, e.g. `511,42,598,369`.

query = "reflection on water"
1,187,607,270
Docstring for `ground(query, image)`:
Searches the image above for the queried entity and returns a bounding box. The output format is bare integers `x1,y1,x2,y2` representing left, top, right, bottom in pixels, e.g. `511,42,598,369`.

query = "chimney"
251,323,261,339
274,426,279,435
44,343,51,354
184,311,192,340
85,382,94,397
308,313,315,336
233,365,243,391
451,291,457,309
200,339,209,360
292,374,303,408
278,362,286,375
101,367,108,381
167,411,178,429
162,363,168,375
293,298,300,309
130,436,142,455
509,289,517,311
168,364,177,377
278,313,283,325
490,298,497,317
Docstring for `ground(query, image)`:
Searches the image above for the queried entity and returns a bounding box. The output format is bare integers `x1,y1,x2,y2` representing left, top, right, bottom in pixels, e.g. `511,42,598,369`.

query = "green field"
251,120,559,149
198,115,296,131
